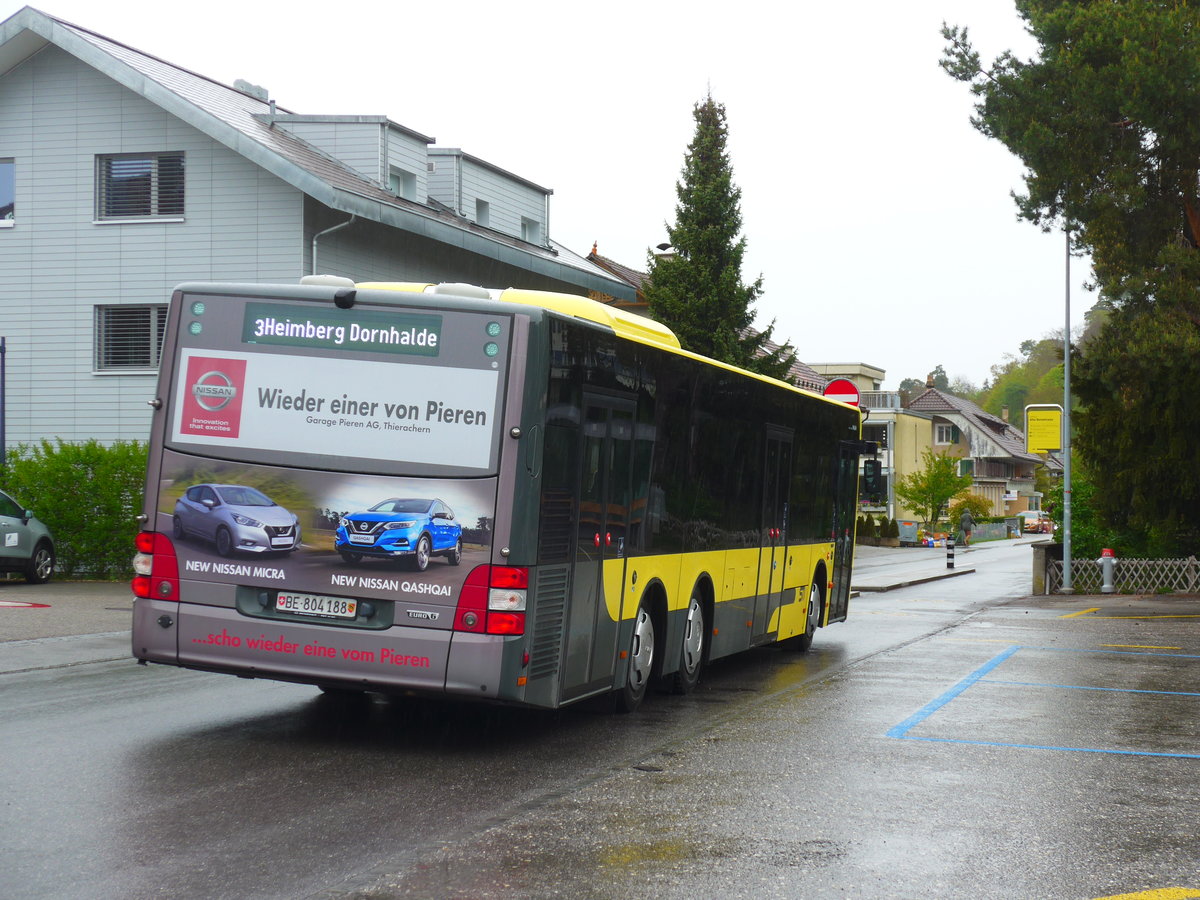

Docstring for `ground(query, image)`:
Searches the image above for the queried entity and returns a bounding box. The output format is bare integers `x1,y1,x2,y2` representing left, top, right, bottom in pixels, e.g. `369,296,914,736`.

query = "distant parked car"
0,488,54,583
335,498,462,570
173,484,301,556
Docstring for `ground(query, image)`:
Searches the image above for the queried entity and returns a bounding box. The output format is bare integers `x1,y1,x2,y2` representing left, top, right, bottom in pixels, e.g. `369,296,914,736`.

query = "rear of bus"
132,281,540,703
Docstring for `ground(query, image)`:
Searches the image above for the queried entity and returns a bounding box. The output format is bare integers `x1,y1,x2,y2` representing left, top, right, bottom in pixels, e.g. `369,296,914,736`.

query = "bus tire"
411,534,431,572
615,603,655,713
792,580,823,652
672,590,706,694
215,526,234,557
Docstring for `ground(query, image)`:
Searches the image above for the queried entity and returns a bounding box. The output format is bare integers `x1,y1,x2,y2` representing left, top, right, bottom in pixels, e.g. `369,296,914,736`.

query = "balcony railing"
860,391,901,409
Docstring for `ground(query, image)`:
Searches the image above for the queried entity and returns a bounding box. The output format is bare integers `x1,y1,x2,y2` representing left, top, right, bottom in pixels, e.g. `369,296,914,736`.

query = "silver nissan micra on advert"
172,483,301,556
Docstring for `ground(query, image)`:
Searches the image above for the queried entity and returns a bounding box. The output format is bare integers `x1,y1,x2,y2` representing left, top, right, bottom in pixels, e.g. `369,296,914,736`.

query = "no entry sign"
823,378,860,407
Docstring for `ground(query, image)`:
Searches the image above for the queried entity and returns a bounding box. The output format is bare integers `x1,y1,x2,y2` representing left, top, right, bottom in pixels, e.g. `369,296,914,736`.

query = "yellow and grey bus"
132,278,864,711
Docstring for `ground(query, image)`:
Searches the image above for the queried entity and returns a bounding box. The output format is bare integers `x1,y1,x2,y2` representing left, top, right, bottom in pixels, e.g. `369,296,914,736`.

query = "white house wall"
0,45,304,445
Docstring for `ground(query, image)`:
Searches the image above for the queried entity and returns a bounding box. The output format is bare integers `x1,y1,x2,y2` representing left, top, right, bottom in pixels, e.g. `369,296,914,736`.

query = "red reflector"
486,612,525,635
135,531,156,554
490,566,528,589
132,575,152,599
454,565,490,633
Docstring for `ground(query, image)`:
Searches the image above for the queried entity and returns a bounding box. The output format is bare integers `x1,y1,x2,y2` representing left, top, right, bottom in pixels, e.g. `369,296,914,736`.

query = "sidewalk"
0,579,133,674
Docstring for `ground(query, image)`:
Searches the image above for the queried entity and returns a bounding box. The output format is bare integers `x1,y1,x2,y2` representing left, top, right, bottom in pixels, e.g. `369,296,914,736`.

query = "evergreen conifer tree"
645,93,797,381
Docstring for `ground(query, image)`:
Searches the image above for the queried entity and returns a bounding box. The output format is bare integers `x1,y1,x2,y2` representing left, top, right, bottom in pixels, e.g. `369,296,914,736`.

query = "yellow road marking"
1101,644,1183,650
1092,889,1200,900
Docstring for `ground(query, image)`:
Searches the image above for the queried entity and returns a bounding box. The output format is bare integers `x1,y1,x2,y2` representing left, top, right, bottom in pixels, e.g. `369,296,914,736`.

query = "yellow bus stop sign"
1025,404,1063,453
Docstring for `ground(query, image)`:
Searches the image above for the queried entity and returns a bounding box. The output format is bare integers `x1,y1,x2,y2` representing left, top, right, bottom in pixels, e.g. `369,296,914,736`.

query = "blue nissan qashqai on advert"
335,498,462,571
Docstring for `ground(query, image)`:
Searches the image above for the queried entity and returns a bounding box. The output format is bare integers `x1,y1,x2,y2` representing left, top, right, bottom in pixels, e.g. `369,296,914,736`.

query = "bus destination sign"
242,302,442,357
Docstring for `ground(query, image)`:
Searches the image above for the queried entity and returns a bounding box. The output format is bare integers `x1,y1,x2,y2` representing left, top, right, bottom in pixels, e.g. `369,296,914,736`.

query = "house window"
935,423,959,445
389,167,416,201
0,159,13,224
521,217,541,243
95,305,167,370
475,199,490,227
96,153,185,220
958,458,974,478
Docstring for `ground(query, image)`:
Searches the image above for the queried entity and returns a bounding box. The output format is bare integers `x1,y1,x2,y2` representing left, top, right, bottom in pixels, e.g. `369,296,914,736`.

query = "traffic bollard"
1100,548,1116,593
947,535,955,570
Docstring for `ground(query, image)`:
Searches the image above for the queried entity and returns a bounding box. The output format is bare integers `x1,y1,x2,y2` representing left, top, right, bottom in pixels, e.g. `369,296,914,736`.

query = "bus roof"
355,281,682,352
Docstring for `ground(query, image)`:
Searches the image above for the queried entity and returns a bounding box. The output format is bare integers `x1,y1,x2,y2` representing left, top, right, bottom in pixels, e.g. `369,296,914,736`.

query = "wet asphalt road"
1,542,1198,899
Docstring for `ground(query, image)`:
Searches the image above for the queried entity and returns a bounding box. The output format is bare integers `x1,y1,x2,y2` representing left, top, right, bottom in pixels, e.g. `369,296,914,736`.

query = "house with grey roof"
906,386,1046,516
0,7,633,446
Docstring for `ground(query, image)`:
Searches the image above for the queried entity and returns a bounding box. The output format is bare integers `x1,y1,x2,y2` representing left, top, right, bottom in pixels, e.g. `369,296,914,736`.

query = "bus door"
754,428,794,640
561,395,635,701
828,441,859,622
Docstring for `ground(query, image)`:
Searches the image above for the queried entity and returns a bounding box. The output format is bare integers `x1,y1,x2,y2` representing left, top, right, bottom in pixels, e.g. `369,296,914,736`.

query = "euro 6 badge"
180,356,247,438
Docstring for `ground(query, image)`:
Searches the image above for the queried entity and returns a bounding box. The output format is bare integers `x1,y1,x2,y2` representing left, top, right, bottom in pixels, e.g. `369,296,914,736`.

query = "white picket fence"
1045,556,1200,594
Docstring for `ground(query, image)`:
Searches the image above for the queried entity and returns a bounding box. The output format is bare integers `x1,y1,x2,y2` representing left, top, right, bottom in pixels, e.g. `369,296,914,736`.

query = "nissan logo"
358,522,370,532
192,371,238,411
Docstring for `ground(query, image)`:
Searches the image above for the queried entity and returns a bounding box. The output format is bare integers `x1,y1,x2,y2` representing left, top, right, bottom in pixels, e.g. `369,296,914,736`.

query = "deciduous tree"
893,449,973,528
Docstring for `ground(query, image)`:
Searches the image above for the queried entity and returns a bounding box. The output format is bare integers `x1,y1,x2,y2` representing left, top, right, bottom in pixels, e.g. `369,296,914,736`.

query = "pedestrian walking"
959,509,976,547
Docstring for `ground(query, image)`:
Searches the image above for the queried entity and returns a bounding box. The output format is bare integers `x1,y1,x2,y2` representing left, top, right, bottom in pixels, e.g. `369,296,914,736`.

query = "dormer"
260,114,435,202
427,148,552,248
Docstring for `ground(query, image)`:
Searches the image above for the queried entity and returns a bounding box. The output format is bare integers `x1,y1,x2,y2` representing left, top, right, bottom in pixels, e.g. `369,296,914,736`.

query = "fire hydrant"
1099,548,1116,594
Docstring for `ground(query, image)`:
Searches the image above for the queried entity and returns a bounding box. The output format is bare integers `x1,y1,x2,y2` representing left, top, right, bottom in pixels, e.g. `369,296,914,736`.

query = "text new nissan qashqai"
173,483,301,556
335,498,462,571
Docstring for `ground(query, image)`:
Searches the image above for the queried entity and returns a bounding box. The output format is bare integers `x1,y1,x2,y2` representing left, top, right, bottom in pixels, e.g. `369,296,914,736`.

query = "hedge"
1,439,147,579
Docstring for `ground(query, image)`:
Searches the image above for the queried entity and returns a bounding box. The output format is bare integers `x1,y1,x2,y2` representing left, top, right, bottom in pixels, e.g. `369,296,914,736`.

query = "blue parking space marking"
887,646,1019,739
888,645,1200,759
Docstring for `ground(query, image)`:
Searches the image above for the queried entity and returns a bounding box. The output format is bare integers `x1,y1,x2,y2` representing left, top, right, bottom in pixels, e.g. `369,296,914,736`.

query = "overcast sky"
6,0,1093,390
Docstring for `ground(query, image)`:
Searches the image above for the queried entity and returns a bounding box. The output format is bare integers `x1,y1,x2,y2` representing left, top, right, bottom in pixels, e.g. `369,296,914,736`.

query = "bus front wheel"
615,604,655,713
792,581,823,652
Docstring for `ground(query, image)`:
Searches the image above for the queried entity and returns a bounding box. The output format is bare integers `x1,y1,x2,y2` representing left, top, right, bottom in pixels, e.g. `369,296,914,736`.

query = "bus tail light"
454,565,527,635
131,531,181,601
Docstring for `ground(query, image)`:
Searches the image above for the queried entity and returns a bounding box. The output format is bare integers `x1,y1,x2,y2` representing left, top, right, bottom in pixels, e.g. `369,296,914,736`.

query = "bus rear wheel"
672,591,705,694
615,604,655,713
